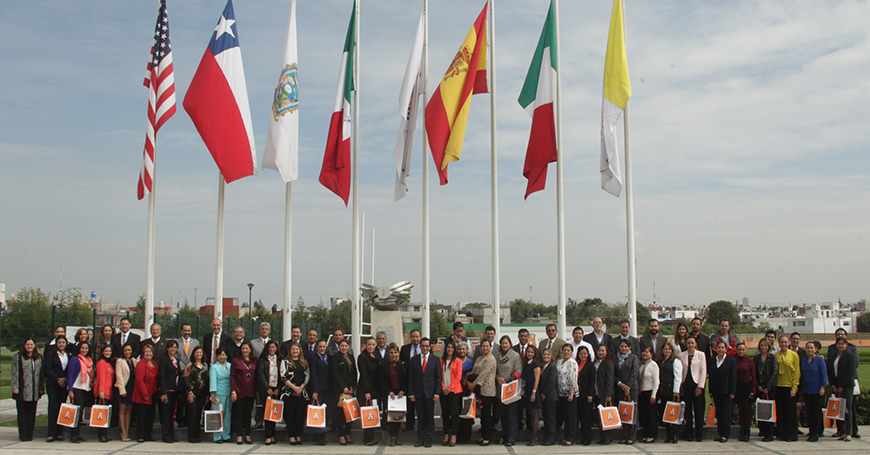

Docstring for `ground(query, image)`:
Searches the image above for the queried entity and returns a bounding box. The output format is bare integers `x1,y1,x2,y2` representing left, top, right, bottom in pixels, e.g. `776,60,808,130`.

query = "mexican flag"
319,1,356,205
518,0,558,200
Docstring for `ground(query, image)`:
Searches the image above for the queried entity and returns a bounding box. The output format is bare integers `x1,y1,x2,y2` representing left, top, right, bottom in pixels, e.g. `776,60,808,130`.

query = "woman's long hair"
20,337,40,360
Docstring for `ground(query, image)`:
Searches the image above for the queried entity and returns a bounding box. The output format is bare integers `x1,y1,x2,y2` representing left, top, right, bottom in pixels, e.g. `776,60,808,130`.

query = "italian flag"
518,0,558,200
319,1,356,205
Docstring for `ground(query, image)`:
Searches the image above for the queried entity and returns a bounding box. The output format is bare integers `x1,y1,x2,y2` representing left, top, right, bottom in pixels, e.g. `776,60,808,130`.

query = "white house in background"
779,301,863,334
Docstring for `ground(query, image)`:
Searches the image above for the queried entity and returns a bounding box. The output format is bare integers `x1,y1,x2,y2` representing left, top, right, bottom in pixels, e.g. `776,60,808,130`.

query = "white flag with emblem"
263,0,299,183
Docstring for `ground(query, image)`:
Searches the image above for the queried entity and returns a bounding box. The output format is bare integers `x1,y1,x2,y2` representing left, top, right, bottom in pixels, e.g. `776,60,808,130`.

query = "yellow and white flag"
600,0,631,197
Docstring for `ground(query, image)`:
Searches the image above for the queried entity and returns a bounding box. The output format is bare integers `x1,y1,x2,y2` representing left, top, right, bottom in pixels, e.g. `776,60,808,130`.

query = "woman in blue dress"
209,347,233,443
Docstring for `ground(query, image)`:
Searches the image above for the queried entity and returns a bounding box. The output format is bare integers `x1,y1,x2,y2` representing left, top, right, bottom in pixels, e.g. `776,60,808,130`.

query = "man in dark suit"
584,317,613,355
512,328,534,360
610,319,640,359
400,328,423,431
202,318,231,365
226,326,247,360
689,317,710,359
110,318,141,359
280,325,303,358
374,331,389,363
408,337,441,447
140,323,168,361
639,319,668,361
304,328,320,362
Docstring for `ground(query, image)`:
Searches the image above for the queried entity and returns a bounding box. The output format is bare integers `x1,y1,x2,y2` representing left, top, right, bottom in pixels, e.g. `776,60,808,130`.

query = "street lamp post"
247,283,255,314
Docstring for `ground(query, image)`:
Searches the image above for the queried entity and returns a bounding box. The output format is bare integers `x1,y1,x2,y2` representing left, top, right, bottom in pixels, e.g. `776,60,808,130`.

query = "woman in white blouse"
637,346,660,443
257,340,281,445
556,344,578,446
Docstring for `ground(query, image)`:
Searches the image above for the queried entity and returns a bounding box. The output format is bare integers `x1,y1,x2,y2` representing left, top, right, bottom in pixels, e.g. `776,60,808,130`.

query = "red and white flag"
138,0,176,200
183,0,257,183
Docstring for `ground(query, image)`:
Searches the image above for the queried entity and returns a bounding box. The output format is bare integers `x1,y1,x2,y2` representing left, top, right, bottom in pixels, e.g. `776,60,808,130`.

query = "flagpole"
621,0,637,338
144,164,156,333
553,0,567,340
351,0,362,356
282,182,293,341
489,0,501,335
214,175,225,321
624,101,637,337
421,0,431,341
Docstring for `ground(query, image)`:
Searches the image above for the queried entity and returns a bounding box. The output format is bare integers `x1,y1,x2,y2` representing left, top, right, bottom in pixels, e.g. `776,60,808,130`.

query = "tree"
292,296,310,323
2,287,53,348
857,312,870,333
323,299,351,335
250,300,274,322
54,288,93,328
430,311,451,341
706,300,740,326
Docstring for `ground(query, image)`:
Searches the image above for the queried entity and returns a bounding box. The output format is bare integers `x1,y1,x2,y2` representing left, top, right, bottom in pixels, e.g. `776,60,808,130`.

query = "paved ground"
0,426,867,455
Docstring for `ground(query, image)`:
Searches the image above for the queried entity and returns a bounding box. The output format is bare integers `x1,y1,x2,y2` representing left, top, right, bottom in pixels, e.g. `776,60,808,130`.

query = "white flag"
263,0,299,183
394,14,424,202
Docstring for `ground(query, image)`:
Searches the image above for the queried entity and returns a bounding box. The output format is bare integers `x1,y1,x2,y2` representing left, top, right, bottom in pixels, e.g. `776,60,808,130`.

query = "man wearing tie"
538,324,566,359
400,329,423,431
249,322,271,430
111,317,141,359
202,318,231,365
250,322,271,359
174,323,198,428
304,328,320,362
409,338,441,448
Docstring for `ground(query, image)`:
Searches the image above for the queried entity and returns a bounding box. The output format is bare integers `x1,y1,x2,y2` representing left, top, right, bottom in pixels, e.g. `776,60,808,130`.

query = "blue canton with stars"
151,0,171,67
208,0,240,56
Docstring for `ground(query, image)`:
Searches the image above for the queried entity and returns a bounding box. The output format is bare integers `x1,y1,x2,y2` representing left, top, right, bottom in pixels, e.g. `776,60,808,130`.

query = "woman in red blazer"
440,342,464,446
133,344,160,442
93,345,115,442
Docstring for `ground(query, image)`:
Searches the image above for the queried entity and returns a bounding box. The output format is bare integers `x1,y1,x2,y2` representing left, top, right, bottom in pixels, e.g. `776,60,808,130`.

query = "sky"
1,0,869,313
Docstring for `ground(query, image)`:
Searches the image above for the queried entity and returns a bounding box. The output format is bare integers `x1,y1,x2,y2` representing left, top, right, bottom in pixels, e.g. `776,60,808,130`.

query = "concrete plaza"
0,425,867,455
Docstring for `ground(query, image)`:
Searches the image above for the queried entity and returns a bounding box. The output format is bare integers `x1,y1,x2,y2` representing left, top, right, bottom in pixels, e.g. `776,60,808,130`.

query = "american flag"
138,0,176,200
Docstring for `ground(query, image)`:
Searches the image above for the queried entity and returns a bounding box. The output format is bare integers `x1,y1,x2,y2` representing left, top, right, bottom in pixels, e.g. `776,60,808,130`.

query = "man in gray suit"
250,321,272,359
174,323,198,427
250,321,272,429
176,323,199,367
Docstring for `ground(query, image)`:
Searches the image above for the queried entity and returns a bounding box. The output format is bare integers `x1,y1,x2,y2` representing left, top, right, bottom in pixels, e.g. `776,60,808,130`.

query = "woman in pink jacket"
679,337,707,442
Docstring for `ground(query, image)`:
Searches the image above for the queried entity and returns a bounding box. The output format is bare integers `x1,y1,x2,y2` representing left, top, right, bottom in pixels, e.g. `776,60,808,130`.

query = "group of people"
9,316,862,447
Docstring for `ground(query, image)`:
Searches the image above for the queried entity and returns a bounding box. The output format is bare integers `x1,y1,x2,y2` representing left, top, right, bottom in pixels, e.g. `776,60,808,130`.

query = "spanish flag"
425,1,489,186
600,0,631,197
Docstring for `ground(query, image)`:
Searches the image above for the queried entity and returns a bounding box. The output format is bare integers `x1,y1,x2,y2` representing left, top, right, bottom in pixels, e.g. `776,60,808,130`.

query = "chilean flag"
183,0,256,183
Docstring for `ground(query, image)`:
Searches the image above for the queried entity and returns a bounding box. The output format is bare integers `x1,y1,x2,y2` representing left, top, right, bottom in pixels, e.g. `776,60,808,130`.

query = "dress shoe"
415,440,424,447
425,439,432,447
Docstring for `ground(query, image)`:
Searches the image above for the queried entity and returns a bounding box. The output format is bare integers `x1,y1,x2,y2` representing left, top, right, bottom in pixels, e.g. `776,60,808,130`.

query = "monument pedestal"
370,308,404,345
